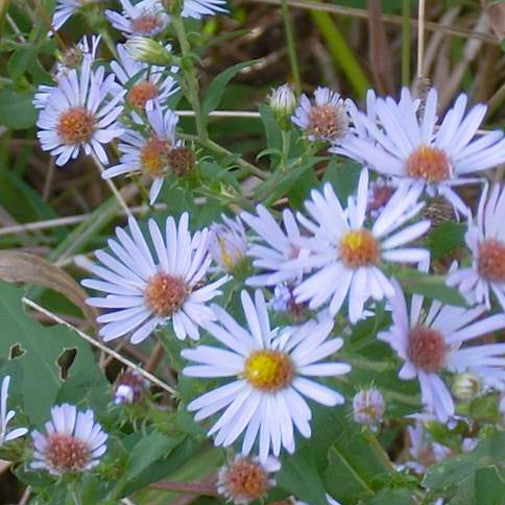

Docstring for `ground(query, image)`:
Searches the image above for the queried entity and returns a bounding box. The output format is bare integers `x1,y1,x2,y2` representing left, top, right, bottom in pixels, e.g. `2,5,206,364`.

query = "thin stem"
22,297,176,395
150,480,218,496
417,0,425,78
281,0,302,94
281,129,291,171
171,15,207,140
91,152,132,217
401,0,411,85
362,428,395,472
69,481,83,505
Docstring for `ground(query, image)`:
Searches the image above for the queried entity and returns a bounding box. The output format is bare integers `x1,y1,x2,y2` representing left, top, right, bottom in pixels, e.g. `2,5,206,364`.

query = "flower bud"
125,37,175,65
114,369,149,405
451,373,480,402
353,388,385,427
269,84,296,130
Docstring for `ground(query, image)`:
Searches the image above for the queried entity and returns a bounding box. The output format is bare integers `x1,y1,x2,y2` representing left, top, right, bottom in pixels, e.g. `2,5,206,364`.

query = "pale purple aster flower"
335,87,505,216
209,215,247,271
105,0,169,37
352,388,385,427
0,376,28,448
110,42,178,120
83,213,228,343
291,87,351,143
31,404,107,475
447,183,505,311
50,0,103,34
240,205,310,286
378,280,505,422
182,289,350,461
217,454,280,504
182,0,228,19
405,420,451,474
36,56,124,166
286,168,431,323
102,100,180,204
34,35,102,110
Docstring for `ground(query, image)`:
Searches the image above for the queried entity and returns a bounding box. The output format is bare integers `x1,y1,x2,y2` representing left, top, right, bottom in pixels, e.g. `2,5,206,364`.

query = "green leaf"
278,442,328,505
475,466,505,505
426,222,465,260
363,488,415,505
202,60,258,116
396,270,468,307
0,280,105,424
321,158,362,202
0,88,37,129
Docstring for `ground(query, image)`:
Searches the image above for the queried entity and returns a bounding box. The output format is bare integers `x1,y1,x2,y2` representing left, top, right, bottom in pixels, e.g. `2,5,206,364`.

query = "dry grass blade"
367,0,395,94
0,251,98,330
481,0,505,40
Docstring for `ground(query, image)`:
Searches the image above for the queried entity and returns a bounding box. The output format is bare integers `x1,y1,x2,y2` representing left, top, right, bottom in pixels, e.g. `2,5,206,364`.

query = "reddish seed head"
57,107,95,145
307,103,348,142
405,145,451,183
368,185,395,213
225,458,270,502
127,81,159,110
340,229,380,268
408,326,447,372
131,14,164,35
44,434,91,473
478,239,505,283
144,273,188,317
140,136,172,178
167,147,195,177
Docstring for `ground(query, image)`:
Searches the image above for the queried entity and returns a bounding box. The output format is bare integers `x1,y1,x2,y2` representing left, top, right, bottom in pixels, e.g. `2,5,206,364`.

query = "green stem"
281,0,302,95
401,0,411,85
171,15,207,140
69,480,82,505
362,428,395,472
280,129,291,171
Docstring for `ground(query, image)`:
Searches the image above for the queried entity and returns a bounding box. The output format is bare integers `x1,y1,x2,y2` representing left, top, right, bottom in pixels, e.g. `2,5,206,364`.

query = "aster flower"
286,168,430,323
182,0,228,18
291,87,350,143
36,57,124,166
110,43,178,117
447,183,505,311
209,215,248,272
217,454,280,504
102,101,180,204
378,280,505,422
31,404,107,475
352,388,385,428
335,87,505,215
50,0,102,34
105,0,170,37
34,35,101,110
0,376,28,448
240,205,310,286
182,289,350,460
83,214,228,343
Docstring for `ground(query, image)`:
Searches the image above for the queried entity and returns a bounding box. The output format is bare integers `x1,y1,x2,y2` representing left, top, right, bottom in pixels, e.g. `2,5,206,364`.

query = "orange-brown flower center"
408,326,446,372
340,229,380,268
140,136,172,178
127,81,159,111
144,273,188,317
405,145,451,183
44,434,91,473
307,103,348,141
225,458,270,501
57,107,96,145
478,239,505,282
244,350,294,392
131,14,164,35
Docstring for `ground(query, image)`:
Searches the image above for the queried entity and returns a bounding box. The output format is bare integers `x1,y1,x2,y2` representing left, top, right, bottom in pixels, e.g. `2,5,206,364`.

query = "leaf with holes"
0,280,106,424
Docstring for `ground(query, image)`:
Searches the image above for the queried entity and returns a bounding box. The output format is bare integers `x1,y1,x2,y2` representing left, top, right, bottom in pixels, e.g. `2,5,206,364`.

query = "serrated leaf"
202,60,258,116
0,280,105,424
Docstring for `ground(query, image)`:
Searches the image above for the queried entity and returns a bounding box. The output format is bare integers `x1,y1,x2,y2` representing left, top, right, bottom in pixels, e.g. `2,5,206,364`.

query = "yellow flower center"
244,350,294,392
57,107,96,145
405,145,451,183
340,229,380,268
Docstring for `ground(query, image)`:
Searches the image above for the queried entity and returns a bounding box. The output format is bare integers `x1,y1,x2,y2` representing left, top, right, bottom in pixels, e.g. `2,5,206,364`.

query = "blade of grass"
402,0,411,85
281,0,302,94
